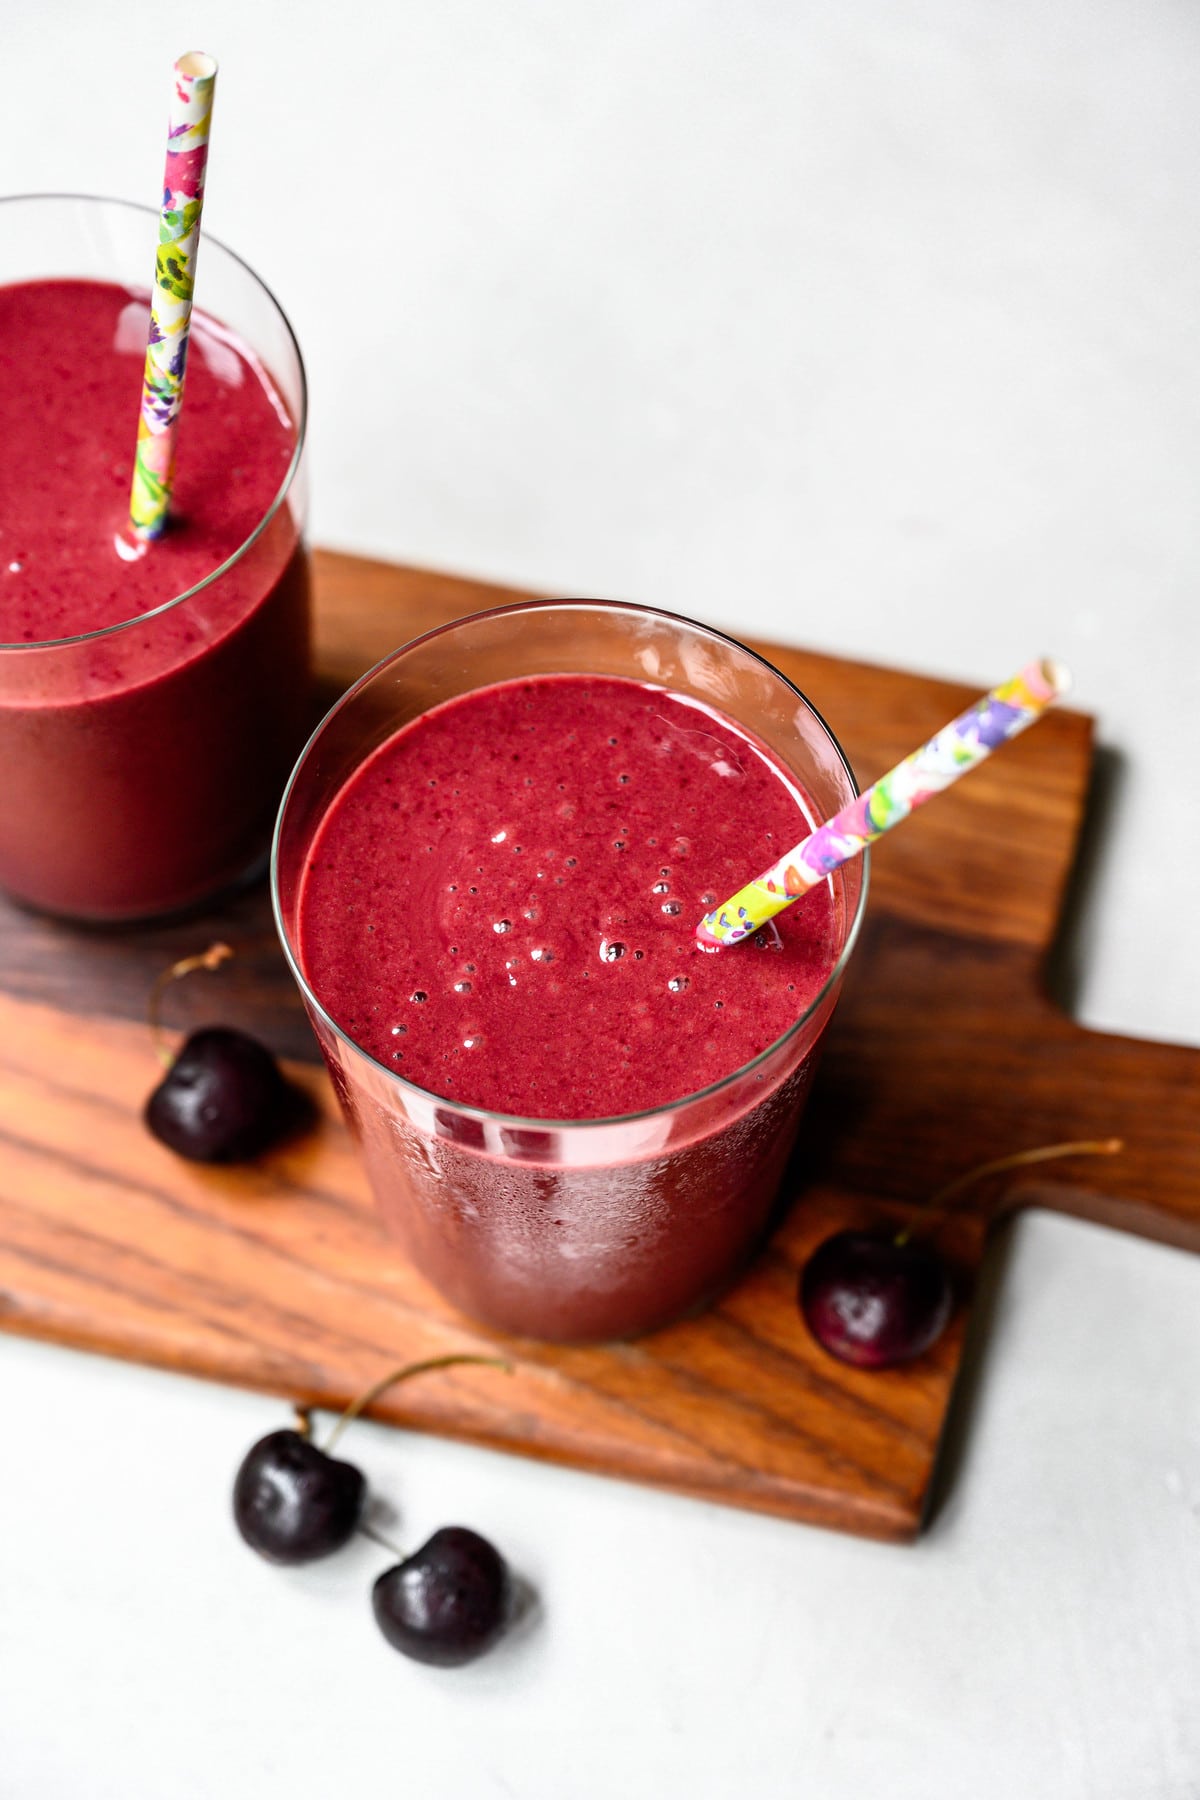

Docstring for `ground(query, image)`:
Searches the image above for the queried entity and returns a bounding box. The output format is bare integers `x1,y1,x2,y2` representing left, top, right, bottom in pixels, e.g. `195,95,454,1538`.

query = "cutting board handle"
998,1002,1200,1252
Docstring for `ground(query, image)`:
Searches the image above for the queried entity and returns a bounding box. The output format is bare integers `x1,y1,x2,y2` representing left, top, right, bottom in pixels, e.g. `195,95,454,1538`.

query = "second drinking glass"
0,194,311,923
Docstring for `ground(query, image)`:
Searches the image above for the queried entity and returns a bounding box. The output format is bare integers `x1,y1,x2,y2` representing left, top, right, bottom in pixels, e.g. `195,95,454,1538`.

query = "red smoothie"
0,277,309,920
298,675,837,1116
295,672,847,1339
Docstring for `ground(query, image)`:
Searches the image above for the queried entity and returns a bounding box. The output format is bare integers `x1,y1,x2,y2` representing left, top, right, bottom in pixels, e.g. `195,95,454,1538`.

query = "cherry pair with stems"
235,1355,515,1668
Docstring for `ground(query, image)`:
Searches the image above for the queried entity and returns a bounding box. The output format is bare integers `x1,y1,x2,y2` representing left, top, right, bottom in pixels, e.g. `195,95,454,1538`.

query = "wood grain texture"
0,549,1195,1541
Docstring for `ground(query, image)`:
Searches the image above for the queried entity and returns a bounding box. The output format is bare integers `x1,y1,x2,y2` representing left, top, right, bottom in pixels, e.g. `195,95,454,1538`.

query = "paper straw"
695,657,1070,949
129,51,218,540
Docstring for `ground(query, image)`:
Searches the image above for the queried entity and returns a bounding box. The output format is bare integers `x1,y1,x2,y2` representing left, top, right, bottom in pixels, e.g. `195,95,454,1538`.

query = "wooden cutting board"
1,550,1196,1542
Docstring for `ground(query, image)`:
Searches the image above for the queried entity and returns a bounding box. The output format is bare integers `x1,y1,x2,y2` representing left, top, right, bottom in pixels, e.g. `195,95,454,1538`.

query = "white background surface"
3,4,1199,1796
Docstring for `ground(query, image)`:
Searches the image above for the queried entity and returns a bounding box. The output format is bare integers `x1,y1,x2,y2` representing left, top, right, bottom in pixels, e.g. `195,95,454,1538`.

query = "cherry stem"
148,941,234,1067
321,1354,512,1455
292,1405,313,1440
358,1521,408,1563
893,1137,1124,1246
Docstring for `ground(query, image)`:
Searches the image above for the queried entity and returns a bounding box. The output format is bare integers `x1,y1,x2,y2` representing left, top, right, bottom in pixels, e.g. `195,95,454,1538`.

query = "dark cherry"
372,1527,511,1666
800,1229,953,1368
145,1026,287,1162
233,1429,365,1564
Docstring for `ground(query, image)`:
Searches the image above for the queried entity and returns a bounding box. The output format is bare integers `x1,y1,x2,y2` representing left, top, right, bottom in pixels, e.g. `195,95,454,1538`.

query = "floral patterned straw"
129,51,218,540
695,657,1070,950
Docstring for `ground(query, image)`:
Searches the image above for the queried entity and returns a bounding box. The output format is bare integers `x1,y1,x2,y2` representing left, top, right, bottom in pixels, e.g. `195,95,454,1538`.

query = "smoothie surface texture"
298,674,840,1119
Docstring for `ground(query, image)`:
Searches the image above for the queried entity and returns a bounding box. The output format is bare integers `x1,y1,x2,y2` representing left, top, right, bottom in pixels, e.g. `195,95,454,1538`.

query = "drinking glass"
273,601,867,1342
0,193,311,921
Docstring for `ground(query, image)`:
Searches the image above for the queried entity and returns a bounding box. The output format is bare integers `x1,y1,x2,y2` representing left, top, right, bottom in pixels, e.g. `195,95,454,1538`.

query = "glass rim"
271,597,870,1134
0,190,308,654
